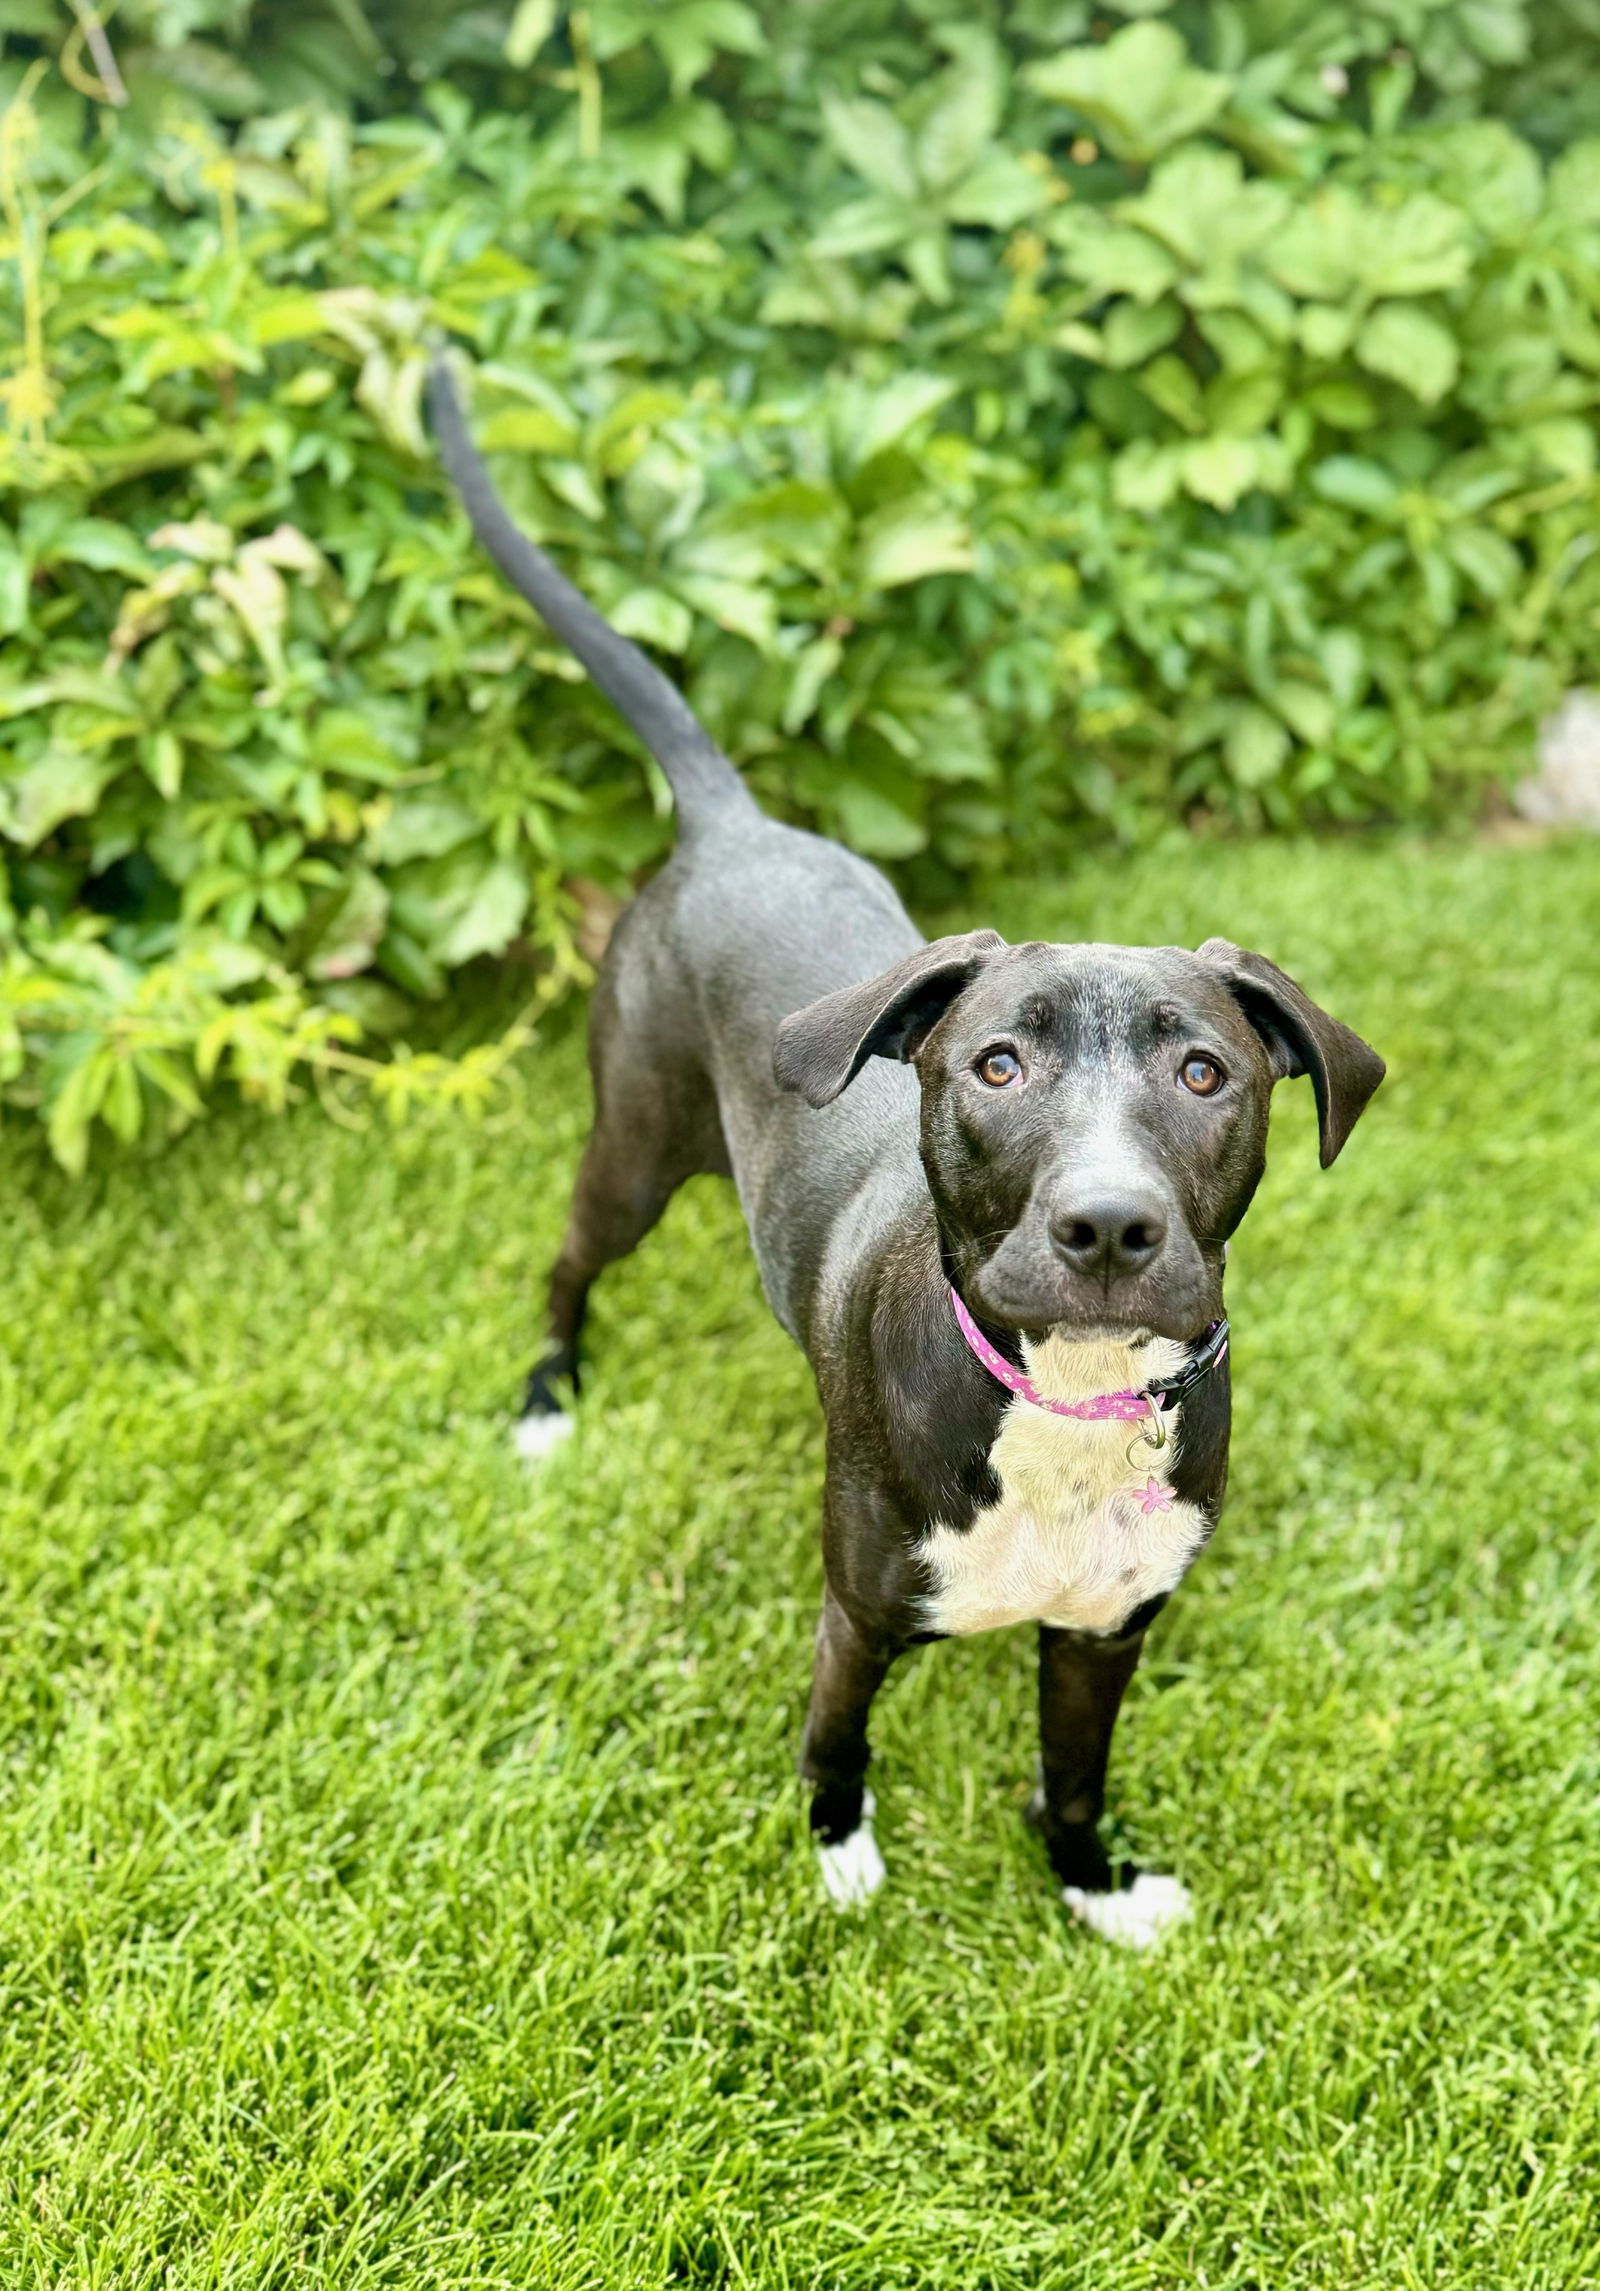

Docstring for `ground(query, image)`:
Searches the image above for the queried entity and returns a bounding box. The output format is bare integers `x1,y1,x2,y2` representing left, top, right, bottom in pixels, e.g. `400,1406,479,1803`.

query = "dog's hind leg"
1027,1621,1191,1950
519,931,729,1459
801,1587,897,1908
519,1106,724,1458
516,1132,672,1458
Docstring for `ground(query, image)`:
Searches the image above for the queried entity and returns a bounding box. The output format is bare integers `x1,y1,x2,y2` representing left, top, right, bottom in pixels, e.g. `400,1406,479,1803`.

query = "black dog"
431,364,1384,1945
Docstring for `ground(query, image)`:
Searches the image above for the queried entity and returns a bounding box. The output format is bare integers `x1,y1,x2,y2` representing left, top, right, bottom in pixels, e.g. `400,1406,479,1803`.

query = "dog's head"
773,932,1383,1340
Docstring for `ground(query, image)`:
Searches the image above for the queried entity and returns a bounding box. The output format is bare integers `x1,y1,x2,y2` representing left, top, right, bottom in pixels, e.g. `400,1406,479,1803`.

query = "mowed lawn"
3,833,1600,2290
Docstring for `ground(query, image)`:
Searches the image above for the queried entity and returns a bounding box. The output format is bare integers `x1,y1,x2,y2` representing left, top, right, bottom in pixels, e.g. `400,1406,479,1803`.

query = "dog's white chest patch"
920,1334,1209,1637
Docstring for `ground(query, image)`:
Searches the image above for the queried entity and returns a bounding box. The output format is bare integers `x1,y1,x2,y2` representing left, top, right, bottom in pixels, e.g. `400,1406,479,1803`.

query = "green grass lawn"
4,833,1600,2289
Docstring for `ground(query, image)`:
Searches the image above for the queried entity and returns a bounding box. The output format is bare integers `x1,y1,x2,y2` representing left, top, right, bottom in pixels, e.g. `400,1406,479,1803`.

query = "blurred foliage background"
3,0,1600,1169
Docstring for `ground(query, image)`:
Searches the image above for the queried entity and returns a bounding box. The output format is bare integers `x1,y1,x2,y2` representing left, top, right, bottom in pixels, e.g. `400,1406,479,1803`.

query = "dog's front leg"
1029,1622,1191,1950
800,1586,897,1907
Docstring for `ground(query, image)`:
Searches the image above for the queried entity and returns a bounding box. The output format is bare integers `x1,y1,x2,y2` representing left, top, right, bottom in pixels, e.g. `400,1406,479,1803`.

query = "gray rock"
1516,690,1600,828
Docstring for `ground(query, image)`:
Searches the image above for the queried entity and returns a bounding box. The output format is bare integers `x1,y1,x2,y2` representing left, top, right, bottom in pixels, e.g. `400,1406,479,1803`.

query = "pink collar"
949,1286,1228,1423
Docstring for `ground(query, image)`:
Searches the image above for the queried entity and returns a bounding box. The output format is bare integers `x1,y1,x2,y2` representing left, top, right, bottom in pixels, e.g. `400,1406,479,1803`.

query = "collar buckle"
1145,1317,1231,1412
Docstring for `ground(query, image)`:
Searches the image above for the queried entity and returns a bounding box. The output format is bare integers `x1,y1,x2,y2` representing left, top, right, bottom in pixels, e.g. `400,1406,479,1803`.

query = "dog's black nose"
1050,1195,1168,1279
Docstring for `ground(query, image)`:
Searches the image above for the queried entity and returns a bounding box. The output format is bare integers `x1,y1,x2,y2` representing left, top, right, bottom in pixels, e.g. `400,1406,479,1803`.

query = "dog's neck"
948,1284,1184,1423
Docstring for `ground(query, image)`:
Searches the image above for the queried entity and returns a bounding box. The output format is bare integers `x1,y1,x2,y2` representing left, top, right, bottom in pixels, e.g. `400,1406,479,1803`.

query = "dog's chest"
919,1335,1210,1637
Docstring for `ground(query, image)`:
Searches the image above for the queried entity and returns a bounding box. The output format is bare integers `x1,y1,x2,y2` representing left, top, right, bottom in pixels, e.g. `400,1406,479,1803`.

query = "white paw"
817,1790,885,1909
1064,1871,1191,1950
513,1411,574,1463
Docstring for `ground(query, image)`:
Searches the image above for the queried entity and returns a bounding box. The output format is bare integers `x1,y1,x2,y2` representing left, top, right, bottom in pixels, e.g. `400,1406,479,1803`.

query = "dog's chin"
968,1269,1220,1347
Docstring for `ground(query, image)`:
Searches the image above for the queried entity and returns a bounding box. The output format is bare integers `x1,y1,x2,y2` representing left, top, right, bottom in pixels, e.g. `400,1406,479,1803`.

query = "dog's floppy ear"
773,931,1006,1108
1198,939,1384,1166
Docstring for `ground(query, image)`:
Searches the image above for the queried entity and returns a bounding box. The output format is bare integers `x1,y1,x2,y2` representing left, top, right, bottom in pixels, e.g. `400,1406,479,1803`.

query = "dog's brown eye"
1180,1056,1223,1096
977,1049,1021,1088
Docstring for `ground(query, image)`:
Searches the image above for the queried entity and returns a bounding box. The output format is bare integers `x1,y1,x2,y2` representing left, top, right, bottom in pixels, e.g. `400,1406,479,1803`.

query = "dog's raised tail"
427,357,755,837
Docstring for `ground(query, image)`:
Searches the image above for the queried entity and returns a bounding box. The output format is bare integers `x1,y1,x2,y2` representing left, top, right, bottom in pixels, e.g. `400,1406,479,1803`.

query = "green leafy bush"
4,1,1600,1169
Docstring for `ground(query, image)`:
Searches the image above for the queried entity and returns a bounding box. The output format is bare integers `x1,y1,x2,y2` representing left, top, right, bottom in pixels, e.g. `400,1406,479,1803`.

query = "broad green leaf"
0,547,27,636
0,668,141,718
902,233,953,306
1446,525,1520,599
44,1039,114,1178
1026,22,1230,164
0,680,59,721
477,406,581,455
1304,381,1378,430
1456,0,1529,65
1516,418,1596,479
91,308,181,341
150,518,234,564
305,866,390,981
1181,436,1258,509
671,574,778,649
1425,122,1541,241
1363,197,1476,302
47,520,153,580
900,692,996,783
829,780,927,858
1224,701,1289,786
368,796,484,867
1320,629,1367,707
1138,355,1206,433
916,30,1005,192
433,859,530,966
133,1050,203,1117
376,927,444,1000
1196,310,1272,374
1102,299,1183,370
834,374,960,471
356,349,429,457
721,482,849,573
671,526,774,586
307,710,414,784
102,1054,143,1146
1274,681,1336,746
821,94,920,202
143,730,184,801
1111,439,1184,511
1087,370,1169,441
252,295,341,347
1120,147,1290,280
946,152,1049,231
1298,304,1359,361
544,461,607,523
619,440,705,546
1356,304,1460,407
643,0,764,94
1,745,122,847
1049,212,1181,304
611,586,695,653
608,120,697,222
808,195,916,264
81,432,209,485
1207,370,1281,435
759,255,919,339
591,388,689,460
784,636,844,735
505,0,557,66
213,557,290,683
1549,138,1600,224
857,500,974,590
141,37,267,115
1311,456,1401,513
1268,189,1470,306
